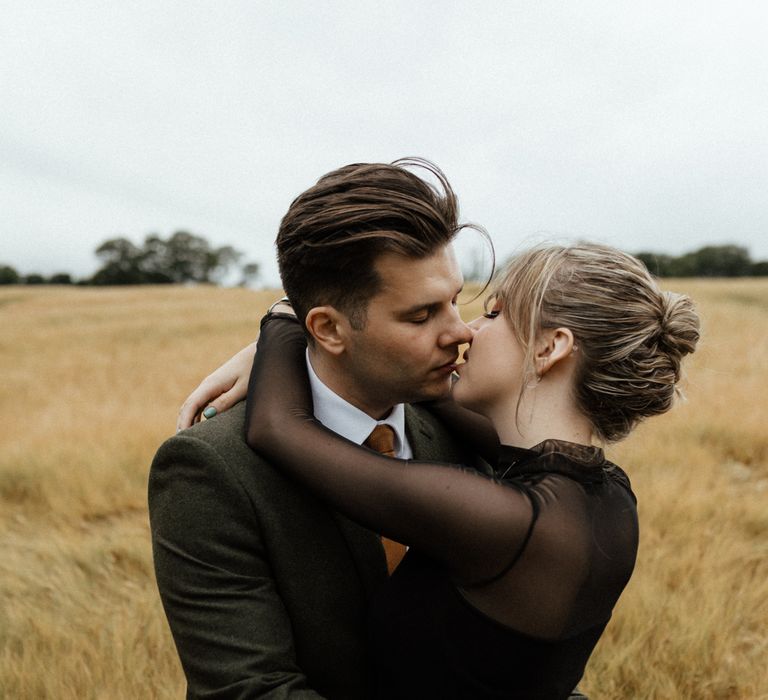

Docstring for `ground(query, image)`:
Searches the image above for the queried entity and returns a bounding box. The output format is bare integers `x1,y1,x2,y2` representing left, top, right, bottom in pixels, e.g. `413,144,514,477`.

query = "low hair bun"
496,243,701,443
658,292,700,360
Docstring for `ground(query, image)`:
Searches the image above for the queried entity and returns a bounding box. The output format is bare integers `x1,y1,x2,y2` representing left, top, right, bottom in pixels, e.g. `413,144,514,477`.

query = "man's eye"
483,310,500,319
410,316,429,324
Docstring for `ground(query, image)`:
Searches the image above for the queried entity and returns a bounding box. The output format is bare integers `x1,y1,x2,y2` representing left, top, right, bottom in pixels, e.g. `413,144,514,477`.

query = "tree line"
2,240,767,286
634,244,768,277
1,231,260,286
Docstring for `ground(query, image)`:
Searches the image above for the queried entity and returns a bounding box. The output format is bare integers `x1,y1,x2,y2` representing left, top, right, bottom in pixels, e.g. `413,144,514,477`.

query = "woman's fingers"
176,342,258,432
177,375,235,431
199,377,249,422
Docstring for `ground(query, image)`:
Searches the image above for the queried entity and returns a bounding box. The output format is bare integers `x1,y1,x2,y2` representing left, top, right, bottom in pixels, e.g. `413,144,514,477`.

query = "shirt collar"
306,351,411,458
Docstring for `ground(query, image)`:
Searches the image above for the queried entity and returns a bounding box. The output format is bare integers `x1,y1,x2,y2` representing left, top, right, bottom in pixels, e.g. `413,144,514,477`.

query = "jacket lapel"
329,405,440,599
405,403,441,460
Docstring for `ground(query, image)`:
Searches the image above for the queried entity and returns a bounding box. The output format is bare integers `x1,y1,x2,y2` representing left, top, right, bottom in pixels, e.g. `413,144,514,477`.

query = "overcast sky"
2,1,766,285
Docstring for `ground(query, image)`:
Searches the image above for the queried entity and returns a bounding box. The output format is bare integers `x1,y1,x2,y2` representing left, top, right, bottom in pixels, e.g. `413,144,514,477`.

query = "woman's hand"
176,299,297,432
176,341,258,431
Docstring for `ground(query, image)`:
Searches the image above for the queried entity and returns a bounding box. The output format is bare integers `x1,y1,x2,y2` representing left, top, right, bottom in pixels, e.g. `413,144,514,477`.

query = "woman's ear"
535,327,575,377
305,306,349,355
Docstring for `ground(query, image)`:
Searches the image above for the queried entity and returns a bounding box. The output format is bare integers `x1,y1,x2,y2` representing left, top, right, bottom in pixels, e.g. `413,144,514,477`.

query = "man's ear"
305,306,350,355
535,327,575,377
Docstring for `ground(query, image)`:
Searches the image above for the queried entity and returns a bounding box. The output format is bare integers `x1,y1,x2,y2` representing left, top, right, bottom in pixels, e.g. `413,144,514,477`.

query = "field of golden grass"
1,280,766,699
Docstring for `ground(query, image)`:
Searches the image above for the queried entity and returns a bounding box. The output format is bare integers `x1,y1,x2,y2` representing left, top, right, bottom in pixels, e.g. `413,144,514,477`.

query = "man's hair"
276,157,475,329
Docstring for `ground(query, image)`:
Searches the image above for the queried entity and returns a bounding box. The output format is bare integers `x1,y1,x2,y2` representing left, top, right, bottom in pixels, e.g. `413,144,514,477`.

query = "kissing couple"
150,158,699,699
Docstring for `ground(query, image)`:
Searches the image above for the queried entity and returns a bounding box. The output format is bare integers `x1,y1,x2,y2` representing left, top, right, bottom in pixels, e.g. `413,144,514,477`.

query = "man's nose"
440,308,474,346
468,316,484,331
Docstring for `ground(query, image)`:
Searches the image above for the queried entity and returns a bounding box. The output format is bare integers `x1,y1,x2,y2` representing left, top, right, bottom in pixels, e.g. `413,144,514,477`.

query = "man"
149,159,488,698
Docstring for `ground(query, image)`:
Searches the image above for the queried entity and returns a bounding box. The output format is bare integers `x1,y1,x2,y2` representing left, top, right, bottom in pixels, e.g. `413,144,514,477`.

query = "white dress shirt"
306,351,413,459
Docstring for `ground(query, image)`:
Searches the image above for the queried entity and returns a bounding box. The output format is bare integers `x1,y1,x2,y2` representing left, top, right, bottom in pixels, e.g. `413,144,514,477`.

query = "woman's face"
452,298,529,417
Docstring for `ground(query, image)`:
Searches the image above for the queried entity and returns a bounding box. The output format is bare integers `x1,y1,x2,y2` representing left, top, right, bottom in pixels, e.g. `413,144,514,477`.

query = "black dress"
247,318,639,700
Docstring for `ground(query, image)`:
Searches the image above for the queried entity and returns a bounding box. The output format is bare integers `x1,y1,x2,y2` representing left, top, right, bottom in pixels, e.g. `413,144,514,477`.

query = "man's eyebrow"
398,301,438,316
397,286,464,316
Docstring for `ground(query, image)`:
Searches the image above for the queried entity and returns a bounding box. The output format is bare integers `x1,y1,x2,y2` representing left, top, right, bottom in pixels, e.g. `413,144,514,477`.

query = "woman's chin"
451,383,479,413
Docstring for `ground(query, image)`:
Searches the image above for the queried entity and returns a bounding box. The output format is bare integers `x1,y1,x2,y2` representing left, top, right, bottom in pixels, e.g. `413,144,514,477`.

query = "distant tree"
687,244,752,277
239,261,261,287
662,251,699,277
635,252,677,277
89,231,245,285
636,244,757,277
0,265,20,285
91,237,148,285
49,273,73,284
24,273,46,285
142,231,243,284
751,260,768,276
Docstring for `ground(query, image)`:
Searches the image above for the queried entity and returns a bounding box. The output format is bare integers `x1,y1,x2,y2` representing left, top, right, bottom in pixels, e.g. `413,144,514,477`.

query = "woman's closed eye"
483,310,500,320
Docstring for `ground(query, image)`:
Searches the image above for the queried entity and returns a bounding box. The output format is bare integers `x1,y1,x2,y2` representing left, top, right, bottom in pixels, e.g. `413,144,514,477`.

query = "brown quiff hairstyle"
276,158,488,329
493,243,700,442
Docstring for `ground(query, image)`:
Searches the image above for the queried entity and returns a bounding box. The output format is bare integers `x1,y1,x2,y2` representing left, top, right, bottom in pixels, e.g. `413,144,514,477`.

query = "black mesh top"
246,317,639,699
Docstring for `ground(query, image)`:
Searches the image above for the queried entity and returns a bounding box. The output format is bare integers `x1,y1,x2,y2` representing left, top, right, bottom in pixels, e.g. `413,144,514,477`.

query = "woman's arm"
176,342,257,431
246,316,536,587
176,302,295,431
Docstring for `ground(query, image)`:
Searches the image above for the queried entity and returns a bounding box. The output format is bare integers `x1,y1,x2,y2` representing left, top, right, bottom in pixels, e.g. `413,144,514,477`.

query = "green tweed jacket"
149,400,479,699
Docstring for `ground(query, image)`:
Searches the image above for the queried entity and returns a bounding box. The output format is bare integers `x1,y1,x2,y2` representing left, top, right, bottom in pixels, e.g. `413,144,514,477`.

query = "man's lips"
435,357,460,373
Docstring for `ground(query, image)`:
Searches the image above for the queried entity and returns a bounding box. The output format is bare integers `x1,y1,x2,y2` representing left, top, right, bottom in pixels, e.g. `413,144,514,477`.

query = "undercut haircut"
276,158,486,330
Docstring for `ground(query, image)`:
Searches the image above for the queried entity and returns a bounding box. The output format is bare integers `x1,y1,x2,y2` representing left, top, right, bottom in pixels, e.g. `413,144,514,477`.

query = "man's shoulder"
151,401,267,484
152,399,468,473
156,401,248,453
176,400,249,449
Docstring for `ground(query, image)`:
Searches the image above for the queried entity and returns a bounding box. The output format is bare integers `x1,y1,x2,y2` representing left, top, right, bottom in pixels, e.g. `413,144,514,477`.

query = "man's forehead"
373,247,463,301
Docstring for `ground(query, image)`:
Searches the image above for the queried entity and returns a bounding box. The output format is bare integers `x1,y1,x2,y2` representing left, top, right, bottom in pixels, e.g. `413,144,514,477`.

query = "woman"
180,243,699,699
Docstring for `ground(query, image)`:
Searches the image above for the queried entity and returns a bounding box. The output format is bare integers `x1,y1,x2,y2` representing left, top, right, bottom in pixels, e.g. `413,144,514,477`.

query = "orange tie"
364,424,407,574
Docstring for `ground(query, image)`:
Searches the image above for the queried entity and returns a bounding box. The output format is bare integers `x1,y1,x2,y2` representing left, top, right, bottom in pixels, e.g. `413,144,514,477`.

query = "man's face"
338,244,472,417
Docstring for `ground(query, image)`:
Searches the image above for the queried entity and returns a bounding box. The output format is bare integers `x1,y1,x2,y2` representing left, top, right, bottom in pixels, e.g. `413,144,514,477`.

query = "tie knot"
365,424,396,457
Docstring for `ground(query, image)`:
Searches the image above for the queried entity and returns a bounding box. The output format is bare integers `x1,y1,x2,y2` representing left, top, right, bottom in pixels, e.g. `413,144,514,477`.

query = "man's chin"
407,378,453,403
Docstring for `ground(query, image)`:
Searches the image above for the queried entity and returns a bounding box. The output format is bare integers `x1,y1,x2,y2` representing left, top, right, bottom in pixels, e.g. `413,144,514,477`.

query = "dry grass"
1,280,766,698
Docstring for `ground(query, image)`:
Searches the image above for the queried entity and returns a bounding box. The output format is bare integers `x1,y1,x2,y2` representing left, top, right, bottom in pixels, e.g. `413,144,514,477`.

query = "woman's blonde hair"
493,243,700,442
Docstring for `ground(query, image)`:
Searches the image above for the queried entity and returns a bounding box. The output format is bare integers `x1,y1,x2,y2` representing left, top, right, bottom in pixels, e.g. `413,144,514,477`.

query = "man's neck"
308,348,394,420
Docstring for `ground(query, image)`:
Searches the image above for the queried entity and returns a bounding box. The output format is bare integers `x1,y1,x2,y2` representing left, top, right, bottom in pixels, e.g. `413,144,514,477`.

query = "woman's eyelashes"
483,309,501,320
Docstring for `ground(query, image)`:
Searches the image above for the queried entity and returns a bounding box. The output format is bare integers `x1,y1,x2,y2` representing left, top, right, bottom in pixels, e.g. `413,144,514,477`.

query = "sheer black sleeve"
246,317,639,638
246,317,537,587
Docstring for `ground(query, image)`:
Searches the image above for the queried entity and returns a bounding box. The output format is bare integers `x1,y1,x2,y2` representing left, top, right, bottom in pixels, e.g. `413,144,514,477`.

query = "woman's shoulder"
498,440,632,486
